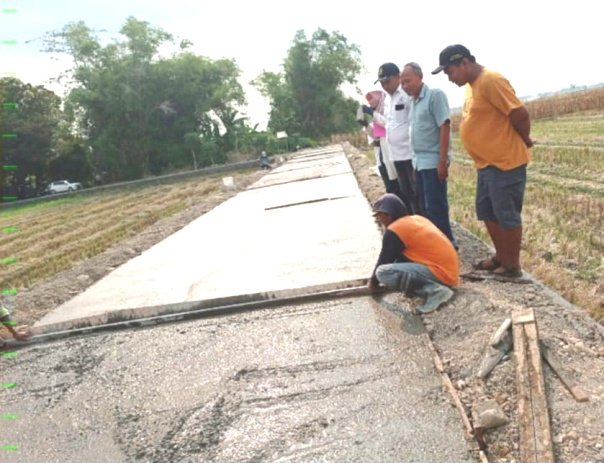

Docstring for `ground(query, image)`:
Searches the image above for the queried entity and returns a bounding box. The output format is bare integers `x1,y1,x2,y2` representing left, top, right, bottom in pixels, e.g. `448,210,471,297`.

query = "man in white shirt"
363,63,419,214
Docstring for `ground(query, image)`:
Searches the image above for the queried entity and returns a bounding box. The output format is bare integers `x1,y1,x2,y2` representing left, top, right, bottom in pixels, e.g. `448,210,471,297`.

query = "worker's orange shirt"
388,215,459,286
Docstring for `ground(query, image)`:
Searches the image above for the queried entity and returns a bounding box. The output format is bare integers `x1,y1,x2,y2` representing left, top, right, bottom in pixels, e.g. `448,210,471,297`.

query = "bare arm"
437,120,451,181
509,106,533,148
0,307,30,342
1,319,30,342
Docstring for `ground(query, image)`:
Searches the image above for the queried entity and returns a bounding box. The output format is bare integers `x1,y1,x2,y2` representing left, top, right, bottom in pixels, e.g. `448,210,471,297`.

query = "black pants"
378,164,401,196
377,146,400,197
394,160,419,214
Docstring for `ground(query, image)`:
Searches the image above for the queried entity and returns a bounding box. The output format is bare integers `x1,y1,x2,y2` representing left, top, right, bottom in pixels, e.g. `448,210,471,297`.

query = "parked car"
45,180,82,194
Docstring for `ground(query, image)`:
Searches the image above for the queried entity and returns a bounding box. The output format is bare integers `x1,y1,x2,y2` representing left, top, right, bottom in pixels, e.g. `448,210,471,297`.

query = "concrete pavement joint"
9,280,382,348
265,196,350,210
245,171,351,191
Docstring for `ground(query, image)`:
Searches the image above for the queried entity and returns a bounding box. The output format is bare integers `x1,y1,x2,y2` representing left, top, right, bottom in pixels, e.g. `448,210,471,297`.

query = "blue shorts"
476,164,527,229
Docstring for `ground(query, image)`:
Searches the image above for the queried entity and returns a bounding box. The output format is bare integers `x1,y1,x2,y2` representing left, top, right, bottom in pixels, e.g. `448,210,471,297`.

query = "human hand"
361,105,374,116
368,278,383,293
437,159,449,182
11,326,31,342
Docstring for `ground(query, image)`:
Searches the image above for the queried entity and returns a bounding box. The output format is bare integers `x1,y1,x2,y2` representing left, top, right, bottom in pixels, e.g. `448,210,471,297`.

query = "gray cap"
372,193,408,220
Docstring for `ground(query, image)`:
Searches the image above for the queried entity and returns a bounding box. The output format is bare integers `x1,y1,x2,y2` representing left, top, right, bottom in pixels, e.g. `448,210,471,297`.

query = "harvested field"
0,169,265,325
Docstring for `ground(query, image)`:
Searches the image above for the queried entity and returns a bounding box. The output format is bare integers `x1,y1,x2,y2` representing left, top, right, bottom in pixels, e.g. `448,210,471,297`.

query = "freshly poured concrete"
6,297,474,462
36,146,382,327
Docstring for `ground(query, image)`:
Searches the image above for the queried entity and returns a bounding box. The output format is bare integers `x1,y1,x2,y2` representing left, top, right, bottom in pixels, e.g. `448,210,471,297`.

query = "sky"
2,0,603,130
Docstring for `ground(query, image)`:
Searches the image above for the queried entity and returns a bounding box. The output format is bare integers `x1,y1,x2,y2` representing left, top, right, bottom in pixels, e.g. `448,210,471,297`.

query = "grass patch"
0,197,83,218
530,111,603,146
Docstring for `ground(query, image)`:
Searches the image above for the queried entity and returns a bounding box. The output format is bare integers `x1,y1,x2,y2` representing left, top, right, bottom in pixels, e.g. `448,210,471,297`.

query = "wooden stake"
540,341,589,403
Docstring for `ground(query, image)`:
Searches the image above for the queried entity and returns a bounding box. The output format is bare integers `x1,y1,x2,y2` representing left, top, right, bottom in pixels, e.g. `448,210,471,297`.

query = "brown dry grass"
0,176,223,291
447,160,604,320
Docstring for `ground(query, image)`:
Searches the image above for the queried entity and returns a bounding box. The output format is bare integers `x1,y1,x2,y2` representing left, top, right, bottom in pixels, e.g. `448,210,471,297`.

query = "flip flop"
461,272,532,284
473,257,501,271
492,266,523,278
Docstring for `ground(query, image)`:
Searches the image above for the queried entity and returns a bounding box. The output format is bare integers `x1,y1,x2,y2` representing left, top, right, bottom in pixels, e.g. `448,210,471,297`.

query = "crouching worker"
369,193,459,313
0,301,31,346
259,151,272,170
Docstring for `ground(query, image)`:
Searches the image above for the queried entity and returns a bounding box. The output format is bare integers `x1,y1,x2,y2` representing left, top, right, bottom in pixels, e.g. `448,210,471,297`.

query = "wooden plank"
540,341,589,402
513,308,535,324
513,319,535,463
460,272,532,284
512,308,555,463
524,321,555,462
514,314,536,325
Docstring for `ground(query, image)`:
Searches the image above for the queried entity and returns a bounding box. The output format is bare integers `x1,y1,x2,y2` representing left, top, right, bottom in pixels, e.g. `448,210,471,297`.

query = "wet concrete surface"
3,297,474,462
36,147,381,328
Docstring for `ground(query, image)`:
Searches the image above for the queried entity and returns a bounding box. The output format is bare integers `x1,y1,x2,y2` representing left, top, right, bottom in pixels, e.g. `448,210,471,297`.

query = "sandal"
473,257,501,271
492,266,523,278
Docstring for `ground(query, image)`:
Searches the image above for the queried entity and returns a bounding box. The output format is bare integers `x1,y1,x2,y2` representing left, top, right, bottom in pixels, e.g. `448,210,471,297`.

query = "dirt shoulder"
344,142,604,463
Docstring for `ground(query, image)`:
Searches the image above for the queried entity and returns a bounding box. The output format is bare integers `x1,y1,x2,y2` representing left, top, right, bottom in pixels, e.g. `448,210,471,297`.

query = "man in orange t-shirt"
369,193,459,313
432,45,533,278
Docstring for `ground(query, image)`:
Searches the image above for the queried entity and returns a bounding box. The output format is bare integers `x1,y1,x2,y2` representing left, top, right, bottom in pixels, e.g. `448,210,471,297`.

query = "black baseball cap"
431,44,473,74
375,63,400,84
372,193,408,220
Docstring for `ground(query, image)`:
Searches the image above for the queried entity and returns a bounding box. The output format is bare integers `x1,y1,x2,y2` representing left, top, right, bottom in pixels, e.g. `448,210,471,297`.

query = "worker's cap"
431,44,473,74
375,63,400,84
372,193,408,220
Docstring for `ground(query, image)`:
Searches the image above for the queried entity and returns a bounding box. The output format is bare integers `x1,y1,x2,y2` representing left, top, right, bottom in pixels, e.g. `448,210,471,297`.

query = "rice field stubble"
0,175,225,301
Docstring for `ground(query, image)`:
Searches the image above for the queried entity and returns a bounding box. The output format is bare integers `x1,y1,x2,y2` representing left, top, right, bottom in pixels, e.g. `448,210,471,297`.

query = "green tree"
48,120,93,185
0,78,63,197
253,29,361,139
183,132,200,170
46,17,246,182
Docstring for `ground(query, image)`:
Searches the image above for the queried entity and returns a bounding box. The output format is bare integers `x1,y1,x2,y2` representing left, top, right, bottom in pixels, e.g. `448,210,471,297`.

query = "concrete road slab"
4,297,474,463
251,150,351,188
36,146,381,328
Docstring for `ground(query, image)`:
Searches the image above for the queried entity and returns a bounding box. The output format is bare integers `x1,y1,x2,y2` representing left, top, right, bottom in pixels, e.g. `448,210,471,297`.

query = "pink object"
372,122,386,138
365,90,385,114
